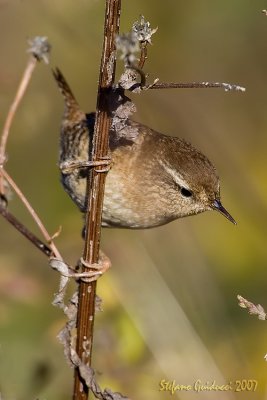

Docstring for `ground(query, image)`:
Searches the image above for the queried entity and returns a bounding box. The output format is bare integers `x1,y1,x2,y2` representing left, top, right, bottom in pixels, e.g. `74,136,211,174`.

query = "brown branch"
2,169,62,260
138,42,148,69
0,37,51,195
73,1,121,399
0,36,55,260
0,204,53,257
0,56,38,193
147,81,246,92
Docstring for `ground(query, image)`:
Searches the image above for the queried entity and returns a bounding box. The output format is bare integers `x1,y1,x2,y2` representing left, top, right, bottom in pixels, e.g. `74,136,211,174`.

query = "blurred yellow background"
1,0,267,399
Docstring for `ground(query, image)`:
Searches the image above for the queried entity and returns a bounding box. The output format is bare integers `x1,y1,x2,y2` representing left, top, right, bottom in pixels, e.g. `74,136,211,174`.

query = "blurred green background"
1,0,267,399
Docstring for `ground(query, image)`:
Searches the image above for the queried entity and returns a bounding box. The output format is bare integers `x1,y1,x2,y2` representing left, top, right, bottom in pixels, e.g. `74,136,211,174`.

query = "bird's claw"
77,252,111,283
60,156,111,174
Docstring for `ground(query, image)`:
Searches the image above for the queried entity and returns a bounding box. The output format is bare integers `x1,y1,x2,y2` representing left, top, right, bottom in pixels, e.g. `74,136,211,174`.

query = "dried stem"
0,36,53,259
147,81,246,92
0,204,53,257
0,56,38,193
2,169,62,260
138,42,148,69
73,1,121,399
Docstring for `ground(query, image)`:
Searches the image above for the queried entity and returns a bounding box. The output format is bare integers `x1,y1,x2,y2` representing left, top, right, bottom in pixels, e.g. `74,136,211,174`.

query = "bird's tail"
53,67,80,111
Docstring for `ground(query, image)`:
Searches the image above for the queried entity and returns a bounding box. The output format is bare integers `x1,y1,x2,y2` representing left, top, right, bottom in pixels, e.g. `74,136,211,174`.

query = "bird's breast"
102,163,175,229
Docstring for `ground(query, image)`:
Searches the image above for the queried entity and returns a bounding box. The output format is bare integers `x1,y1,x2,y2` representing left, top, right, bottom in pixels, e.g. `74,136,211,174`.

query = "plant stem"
0,56,37,194
2,169,62,260
73,1,121,399
148,81,245,92
0,204,53,257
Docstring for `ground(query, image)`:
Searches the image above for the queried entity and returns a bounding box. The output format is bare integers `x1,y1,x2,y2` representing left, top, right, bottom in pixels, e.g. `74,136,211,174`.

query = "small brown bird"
53,68,236,229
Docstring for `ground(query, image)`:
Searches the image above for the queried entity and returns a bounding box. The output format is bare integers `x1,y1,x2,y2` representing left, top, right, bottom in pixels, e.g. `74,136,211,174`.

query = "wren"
53,68,236,229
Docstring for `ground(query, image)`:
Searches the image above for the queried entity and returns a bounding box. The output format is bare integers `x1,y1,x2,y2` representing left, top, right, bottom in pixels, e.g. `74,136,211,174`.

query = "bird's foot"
74,251,111,283
94,156,112,173
60,156,111,174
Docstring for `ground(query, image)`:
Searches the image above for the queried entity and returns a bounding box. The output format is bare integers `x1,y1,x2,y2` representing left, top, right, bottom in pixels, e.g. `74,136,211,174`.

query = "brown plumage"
53,68,236,228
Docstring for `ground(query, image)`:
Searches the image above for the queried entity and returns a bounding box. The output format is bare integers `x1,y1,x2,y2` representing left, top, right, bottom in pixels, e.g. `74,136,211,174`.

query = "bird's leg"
60,156,111,174
73,251,111,283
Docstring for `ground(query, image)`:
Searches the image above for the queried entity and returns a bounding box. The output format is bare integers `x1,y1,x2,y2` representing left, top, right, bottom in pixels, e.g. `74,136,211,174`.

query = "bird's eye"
181,187,192,198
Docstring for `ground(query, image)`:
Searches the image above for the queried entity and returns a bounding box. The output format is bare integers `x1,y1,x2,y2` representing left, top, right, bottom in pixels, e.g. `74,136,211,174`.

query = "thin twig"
138,42,148,69
73,1,121,399
0,36,52,259
0,56,38,193
147,81,246,92
0,204,53,257
2,169,62,260
133,15,157,70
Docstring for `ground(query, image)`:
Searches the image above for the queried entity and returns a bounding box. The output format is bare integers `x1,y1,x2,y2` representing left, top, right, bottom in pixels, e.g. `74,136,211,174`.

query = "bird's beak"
212,199,237,225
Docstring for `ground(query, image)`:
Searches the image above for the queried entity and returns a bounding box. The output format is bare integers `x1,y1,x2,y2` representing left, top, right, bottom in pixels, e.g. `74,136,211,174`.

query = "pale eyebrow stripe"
158,159,191,190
